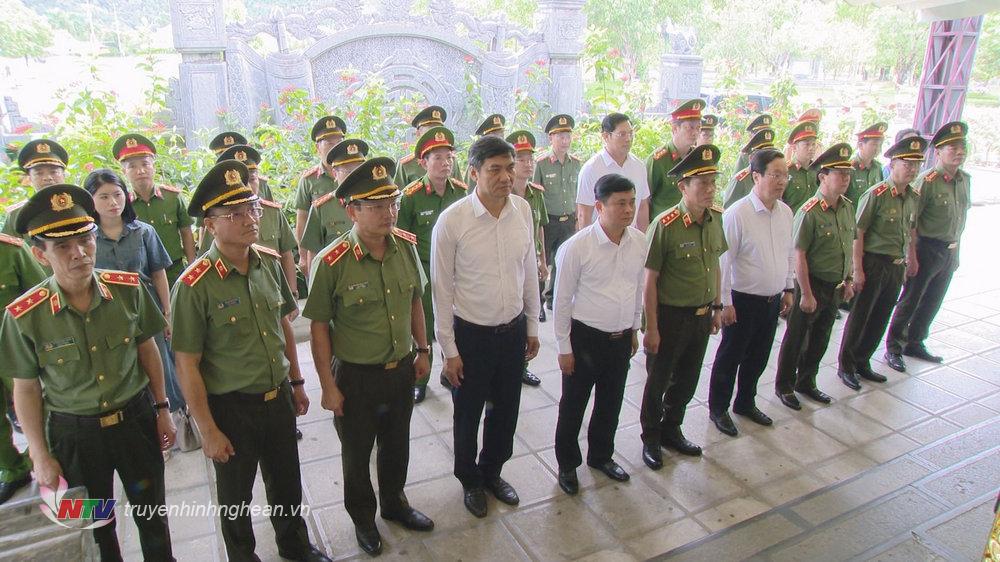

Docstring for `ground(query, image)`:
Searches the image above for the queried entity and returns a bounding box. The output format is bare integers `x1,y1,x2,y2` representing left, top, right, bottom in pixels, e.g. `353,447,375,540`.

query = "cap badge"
224,135,235,146
763,116,771,124
235,151,247,162
950,124,961,134
36,143,50,154
493,116,502,125
517,135,528,145
432,110,441,120
326,119,337,130
910,140,921,150
878,124,886,132
372,165,388,180
224,169,242,186
702,148,712,161
50,193,73,212
434,132,446,142
840,147,850,158
125,138,138,148
347,143,359,155
693,102,702,110
558,116,567,125
765,131,773,140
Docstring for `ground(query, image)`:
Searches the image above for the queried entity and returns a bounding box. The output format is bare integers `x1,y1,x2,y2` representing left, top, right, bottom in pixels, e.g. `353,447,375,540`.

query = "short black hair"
594,173,635,203
750,149,785,176
894,128,921,143
601,113,631,134
83,169,137,224
467,136,515,171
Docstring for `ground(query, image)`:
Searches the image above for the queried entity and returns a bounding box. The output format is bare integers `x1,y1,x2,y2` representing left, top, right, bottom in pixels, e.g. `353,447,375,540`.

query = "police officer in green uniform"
783,122,821,214
2,139,69,239
774,143,857,410
0,233,45,504
722,128,776,208
394,106,464,188
735,114,774,173
1,185,175,560
170,161,328,562
295,116,347,268
534,114,582,309
886,121,971,370
209,131,274,201
508,130,548,386
463,114,508,189
849,122,887,205
697,114,718,146
837,136,927,390
303,157,434,556
639,144,726,470
397,127,468,403
113,133,196,287
300,139,368,272
647,99,704,220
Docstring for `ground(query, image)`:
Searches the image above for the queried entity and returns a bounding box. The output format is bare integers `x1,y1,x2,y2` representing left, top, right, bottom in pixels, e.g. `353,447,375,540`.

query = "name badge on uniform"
419,210,435,216
348,281,369,291
42,337,75,351
545,173,557,178
217,298,240,309
679,241,696,249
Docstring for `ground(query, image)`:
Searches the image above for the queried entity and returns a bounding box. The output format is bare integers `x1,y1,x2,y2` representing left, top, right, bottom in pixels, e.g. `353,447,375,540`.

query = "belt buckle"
609,331,624,339
947,243,958,250
893,258,905,265
99,411,123,428
559,215,569,222
264,388,279,401
385,361,398,370
695,306,709,316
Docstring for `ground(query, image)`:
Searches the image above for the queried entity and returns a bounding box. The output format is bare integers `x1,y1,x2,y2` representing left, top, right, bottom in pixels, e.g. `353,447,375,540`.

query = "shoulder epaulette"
313,192,336,208
653,148,668,160
569,154,581,162
840,195,853,206
392,227,418,245
450,178,468,190
99,270,140,287
924,170,939,182
260,199,282,209
873,183,890,197
734,167,750,181
801,198,820,213
398,154,415,164
158,184,182,194
534,152,550,162
5,200,26,213
403,179,424,196
659,207,681,227
322,240,351,267
300,165,322,179
5,286,49,319
710,204,724,213
528,181,545,192
912,185,921,196
253,244,281,259
0,233,24,247
180,258,212,287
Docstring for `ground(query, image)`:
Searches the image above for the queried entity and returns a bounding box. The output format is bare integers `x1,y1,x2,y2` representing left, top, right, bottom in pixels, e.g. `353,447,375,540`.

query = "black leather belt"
572,320,632,340
919,236,958,250
340,353,414,371
549,214,574,222
866,252,906,266
49,388,151,429
732,290,782,303
210,380,289,404
663,303,713,316
456,313,525,334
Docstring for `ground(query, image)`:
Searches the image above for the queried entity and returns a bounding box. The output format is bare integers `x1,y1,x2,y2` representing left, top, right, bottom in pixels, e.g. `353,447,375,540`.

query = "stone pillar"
657,53,704,111
170,0,228,148
536,0,586,115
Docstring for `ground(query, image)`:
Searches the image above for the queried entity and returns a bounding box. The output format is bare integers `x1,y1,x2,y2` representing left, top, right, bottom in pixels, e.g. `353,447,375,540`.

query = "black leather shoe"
382,507,434,531
355,527,382,556
279,543,332,562
295,428,303,441
776,391,801,411
557,469,579,495
484,476,519,505
413,386,426,404
903,344,944,363
539,308,547,323
884,352,906,372
642,444,663,470
521,370,541,386
838,369,861,391
710,411,738,436
857,365,887,383
0,474,30,505
587,460,630,482
798,387,832,404
661,430,702,456
733,406,773,426
463,487,487,518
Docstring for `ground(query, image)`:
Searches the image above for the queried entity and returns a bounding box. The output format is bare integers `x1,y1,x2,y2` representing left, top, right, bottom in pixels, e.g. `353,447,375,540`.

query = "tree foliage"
0,0,55,58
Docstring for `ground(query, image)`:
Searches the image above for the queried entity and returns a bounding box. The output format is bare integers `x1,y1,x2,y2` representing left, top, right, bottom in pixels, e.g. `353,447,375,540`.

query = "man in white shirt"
575,113,651,231
431,136,541,519
552,173,646,496
708,149,795,437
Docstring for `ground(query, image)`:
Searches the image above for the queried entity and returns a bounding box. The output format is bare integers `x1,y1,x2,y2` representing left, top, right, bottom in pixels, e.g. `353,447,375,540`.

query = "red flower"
215,107,228,117
608,48,620,58
84,162,95,172
346,110,357,119
535,58,547,67
281,85,298,94
259,102,271,110
463,55,474,64
12,124,33,134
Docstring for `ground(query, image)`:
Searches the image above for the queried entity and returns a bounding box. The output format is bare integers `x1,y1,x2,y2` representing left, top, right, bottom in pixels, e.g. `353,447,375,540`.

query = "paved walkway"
10,206,999,561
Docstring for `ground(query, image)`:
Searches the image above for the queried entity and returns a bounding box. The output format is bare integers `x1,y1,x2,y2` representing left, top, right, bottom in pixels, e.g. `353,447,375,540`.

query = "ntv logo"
39,476,116,529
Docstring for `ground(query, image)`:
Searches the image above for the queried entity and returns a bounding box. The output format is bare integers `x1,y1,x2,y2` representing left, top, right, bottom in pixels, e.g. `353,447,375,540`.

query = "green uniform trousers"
839,252,905,373
887,236,958,354
0,383,30,484
775,277,841,394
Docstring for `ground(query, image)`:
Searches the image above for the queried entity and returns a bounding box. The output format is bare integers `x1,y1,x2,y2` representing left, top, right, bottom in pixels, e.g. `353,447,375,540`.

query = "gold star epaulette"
873,183,890,197
710,204,724,213
180,258,212,287
653,148,669,160
313,192,336,208
322,240,351,267
253,244,281,259
0,233,24,247
528,181,545,192
392,227,417,245
5,200,26,213
924,170,938,182
99,270,140,286
300,166,321,179
535,152,550,163
801,198,820,213
569,154,581,162
6,286,49,319
451,179,468,190
399,154,415,165
260,199,282,209
158,184,182,194
659,208,681,227
403,179,424,196
735,167,750,181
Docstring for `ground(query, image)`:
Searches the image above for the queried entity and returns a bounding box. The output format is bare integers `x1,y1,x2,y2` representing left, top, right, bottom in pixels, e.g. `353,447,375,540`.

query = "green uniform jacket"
397,176,468,263
199,199,295,255
913,166,972,243
517,182,549,256
856,179,919,259
533,151,582,217
394,154,463,190
169,244,297,395
646,142,686,220
1,203,27,239
0,270,165,415
793,192,857,284
645,202,727,306
294,167,338,212
784,164,818,214
303,228,425,365
131,185,195,263
848,158,884,206
723,167,754,209
300,192,353,255
0,235,46,309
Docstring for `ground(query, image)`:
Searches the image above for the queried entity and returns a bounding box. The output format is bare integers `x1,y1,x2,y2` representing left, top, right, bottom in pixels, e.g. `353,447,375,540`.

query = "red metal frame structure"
913,15,983,165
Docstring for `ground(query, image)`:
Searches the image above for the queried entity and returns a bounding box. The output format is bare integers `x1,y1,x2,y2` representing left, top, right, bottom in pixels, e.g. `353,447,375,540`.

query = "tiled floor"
12,207,1000,560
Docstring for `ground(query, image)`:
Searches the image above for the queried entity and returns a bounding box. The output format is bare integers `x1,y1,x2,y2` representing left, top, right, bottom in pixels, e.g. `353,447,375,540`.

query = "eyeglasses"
355,200,401,213
610,130,635,139
209,205,263,222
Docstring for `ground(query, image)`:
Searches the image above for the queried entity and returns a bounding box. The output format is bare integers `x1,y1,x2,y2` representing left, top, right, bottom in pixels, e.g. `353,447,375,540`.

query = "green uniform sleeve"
537,195,549,226
176,195,195,228
793,209,813,251
294,175,312,211
135,283,167,343
855,190,876,232
645,222,667,271
410,243,426,297
302,258,336,322
169,281,208,354
15,246,46,288
393,161,408,189
0,312,41,379
397,194,416,233
271,258,297,317
277,211,296,253
300,208,323,254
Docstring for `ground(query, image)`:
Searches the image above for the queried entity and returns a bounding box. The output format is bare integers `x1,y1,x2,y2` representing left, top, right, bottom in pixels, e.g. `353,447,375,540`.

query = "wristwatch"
416,348,430,354
153,400,170,410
